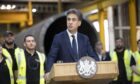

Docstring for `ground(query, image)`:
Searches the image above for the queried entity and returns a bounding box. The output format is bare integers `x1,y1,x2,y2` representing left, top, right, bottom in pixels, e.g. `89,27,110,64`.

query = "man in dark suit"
45,9,97,78
93,41,110,61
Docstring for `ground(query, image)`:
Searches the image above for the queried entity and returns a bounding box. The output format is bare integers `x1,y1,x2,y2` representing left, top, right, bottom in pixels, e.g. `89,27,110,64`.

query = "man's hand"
101,50,106,56
101,50,106,60
131,65,140,76
44,72,50,80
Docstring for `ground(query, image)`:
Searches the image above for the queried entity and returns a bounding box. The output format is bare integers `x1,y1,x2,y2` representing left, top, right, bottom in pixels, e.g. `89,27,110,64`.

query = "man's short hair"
66,8,83,21
3,31,14,37
137,39,140,44
115,37,124,41
24,34,35,42
95,41,102,46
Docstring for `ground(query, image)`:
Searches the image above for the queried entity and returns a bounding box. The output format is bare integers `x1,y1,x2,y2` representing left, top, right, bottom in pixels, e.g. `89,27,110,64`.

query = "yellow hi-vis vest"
5,57,14,84
133,51,140,82
15,48,45,84
2,48,13,66
2,49,14,84
110,50,132,81
2,47,19,62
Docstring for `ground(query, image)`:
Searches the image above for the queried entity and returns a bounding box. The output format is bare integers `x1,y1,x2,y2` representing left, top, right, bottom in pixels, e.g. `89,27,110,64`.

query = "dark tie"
71,35,79,61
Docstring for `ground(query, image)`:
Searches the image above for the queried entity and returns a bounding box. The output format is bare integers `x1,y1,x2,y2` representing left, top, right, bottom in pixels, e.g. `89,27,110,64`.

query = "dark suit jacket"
93,51,111,61
46,30,98,72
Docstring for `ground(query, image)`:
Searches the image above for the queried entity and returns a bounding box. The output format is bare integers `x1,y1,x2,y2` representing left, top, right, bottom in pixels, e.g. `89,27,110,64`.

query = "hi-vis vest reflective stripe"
110,50,132,81
133,51,140,82
15,48,45,84
6,58,14,84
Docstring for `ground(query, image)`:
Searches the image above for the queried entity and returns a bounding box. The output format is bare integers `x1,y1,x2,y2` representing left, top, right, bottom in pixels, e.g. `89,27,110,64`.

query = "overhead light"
7,4,11,10
0,4,6,10
12,5,16,9
90,9,98,14
0,4,16,10
84,9,99,16
32,8,37,13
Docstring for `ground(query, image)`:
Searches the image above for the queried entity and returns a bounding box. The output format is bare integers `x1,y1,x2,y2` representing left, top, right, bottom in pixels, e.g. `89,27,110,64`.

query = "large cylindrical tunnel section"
15,13,98,55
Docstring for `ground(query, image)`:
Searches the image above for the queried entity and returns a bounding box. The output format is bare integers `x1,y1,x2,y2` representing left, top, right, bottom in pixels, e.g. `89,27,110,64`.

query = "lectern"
47,61,118,84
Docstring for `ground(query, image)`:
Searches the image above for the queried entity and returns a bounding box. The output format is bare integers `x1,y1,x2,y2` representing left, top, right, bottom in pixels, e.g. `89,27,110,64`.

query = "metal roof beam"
80,0,128,12
0,0,81,3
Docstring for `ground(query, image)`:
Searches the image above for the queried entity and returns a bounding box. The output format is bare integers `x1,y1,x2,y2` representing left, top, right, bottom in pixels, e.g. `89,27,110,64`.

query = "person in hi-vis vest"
110,37,136,84
132,39,140,84
15,35,47,84
2,31,19,82
0,42,14,84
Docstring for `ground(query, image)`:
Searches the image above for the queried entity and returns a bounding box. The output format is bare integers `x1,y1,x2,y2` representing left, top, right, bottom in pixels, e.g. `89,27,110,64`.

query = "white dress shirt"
66,29,78,52
97,53,102,61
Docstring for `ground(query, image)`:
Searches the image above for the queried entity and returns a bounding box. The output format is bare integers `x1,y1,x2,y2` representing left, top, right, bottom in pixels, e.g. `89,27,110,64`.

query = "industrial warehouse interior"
0,0,140,84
